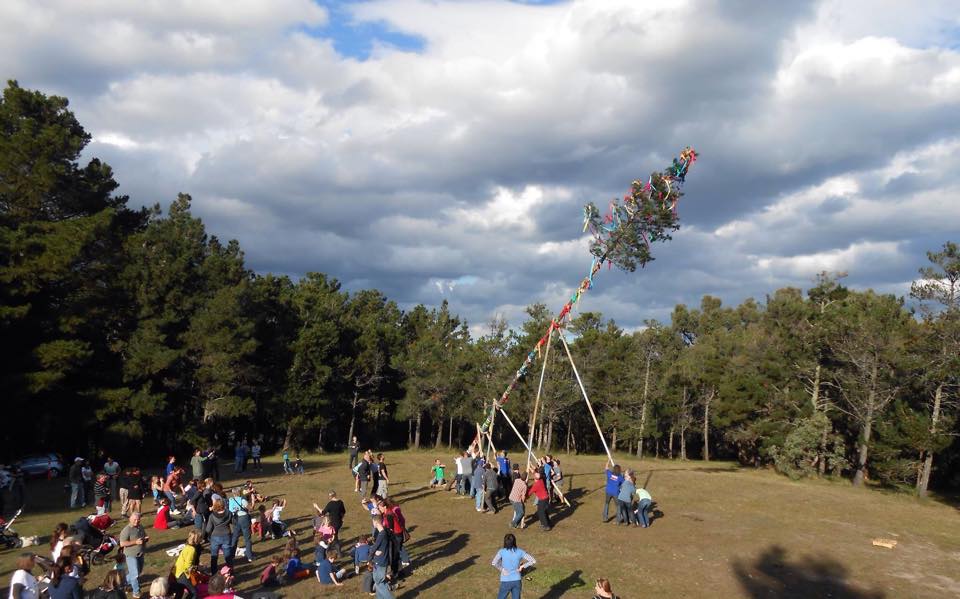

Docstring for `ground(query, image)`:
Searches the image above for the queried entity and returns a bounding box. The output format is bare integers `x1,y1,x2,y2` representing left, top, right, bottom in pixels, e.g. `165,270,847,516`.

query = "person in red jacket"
526,471,552,531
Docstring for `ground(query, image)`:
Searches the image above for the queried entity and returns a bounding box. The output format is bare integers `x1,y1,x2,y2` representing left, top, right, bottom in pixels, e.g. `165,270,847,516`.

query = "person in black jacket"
68,459,84,509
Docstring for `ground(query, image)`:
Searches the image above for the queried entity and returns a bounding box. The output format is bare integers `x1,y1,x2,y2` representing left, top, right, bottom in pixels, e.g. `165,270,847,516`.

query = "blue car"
15,453,64,478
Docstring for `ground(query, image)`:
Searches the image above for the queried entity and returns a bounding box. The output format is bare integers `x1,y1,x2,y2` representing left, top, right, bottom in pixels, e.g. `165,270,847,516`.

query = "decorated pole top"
482,147,698,431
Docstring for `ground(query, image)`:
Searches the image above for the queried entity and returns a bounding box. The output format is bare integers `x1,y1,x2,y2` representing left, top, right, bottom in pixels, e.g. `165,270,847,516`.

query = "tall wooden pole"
527,326,554,469
557,331,616,467
496,404,570,507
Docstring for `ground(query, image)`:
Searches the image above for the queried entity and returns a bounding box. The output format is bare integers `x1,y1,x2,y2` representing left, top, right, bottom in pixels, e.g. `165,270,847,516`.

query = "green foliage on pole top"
581,147,697,272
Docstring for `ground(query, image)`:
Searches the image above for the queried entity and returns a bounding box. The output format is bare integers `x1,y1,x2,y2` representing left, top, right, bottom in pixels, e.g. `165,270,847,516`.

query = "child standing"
429,459,447,488
282,449,292,475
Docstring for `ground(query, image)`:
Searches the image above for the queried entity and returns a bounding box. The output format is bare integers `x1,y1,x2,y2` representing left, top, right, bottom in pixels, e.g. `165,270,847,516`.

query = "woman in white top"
50,522,68,562
8,553,39,599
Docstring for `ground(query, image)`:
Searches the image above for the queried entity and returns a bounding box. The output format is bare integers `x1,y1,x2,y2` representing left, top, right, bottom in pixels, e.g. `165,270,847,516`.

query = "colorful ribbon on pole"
482,147,697,430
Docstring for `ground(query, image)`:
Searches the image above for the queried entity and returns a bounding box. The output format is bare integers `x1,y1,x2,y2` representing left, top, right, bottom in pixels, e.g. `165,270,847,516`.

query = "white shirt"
9,569,38,599
455,457,467,475
52,540,64,562
271,506,284,523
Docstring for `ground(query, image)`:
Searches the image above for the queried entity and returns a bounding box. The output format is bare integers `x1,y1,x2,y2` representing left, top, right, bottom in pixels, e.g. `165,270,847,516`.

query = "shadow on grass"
541,568,586,599
733,545,884,599
550,486,587,527
399,554,478,597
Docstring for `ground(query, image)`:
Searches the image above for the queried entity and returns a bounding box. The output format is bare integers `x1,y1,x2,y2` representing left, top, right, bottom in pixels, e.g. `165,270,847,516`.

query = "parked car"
15,453,64,478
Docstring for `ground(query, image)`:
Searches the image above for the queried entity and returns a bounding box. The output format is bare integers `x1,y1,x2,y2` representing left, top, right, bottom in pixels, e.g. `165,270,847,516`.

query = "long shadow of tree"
733,545,884,599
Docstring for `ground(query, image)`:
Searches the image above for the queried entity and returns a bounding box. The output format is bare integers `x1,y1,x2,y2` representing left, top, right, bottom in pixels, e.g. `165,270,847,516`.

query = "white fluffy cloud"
2,0,959,330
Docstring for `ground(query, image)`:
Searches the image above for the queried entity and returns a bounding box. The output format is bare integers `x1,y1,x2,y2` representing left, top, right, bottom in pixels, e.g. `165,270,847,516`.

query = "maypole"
485,147,698,463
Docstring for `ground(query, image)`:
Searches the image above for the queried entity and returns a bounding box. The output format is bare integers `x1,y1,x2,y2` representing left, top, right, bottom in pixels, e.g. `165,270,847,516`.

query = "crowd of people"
5,437,645,599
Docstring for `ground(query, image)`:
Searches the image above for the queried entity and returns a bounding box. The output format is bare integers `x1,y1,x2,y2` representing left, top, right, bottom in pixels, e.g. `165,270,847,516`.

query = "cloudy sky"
3,0,959,334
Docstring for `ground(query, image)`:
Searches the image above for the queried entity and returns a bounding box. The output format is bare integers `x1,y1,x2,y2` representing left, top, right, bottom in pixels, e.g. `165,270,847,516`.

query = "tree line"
2,81,957,495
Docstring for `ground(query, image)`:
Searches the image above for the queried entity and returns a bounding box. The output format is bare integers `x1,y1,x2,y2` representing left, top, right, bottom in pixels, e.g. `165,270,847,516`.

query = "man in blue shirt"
371,519,394,599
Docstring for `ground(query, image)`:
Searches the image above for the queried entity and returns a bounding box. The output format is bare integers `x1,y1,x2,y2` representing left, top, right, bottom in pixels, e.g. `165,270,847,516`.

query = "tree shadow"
541,568,586,599
733,545,884,599
399,554,477,597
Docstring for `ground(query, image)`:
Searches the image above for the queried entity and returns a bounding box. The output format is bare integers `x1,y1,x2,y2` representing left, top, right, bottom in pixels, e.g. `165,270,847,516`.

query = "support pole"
476,423,484,457
557,330,616,467
496,404,570,507
527,325,554,470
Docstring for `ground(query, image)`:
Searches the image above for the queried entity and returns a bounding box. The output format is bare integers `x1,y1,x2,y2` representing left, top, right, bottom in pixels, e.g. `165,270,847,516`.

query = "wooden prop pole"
495,404,571,507
476,422,485,457
557,330,616,467
527,325,554,470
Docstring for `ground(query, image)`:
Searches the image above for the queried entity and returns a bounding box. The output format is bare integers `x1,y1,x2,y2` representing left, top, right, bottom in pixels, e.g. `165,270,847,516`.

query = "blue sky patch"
307,0,426,60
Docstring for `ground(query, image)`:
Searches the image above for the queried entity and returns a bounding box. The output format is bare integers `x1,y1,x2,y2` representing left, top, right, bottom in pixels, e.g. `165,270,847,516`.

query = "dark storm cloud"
2,0,959,333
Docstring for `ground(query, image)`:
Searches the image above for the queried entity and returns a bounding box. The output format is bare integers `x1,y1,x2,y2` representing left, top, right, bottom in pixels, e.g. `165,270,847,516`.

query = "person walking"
357,454,372,497
370,519,395,599
602,464,623,523
228,488,254,563
119,512,148,598
348,436,360,471
527,471,551,531
491,533,536,599
204,500,235,573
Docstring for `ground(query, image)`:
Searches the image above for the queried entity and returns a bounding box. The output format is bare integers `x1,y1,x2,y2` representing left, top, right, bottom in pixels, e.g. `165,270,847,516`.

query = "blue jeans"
373,564,394,599
474,486,484,510
617,499,635,525
636,498,652,527
498,579,522,599
125,554,144,596
209,534,233,572
70,483,83,508
231,514,253,560
510,501,524,527
603,492,618,522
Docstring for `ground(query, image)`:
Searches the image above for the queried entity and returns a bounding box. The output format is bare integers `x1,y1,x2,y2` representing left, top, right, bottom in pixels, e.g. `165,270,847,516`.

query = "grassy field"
2,450,959,598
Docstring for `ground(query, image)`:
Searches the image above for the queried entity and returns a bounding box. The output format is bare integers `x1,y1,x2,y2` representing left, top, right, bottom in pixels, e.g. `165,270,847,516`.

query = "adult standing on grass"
68,458,84,509
357,454,372,497
251,441,262,472
205,499,235,573
348,436,360,471
81,460,94,506
118,469,132,516
104,457,120,507
602,464,623,523
228,487,254,563
376,454,390,498
617,471,637,526
119,512,148,599
127,467,145,517
8,553,39,599
319,490,347,540
189,450,207,482
491,533,536,599
370,518,395,599
527,471,551,531
508,472,528,529
483,463,500,514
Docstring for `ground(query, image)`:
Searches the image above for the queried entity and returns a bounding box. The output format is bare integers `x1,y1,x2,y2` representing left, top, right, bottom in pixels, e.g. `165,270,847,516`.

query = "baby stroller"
74,516,119,565
0,507,23,549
